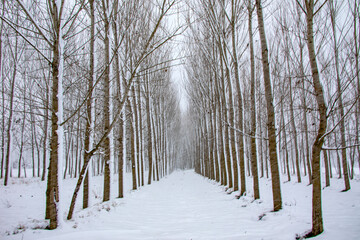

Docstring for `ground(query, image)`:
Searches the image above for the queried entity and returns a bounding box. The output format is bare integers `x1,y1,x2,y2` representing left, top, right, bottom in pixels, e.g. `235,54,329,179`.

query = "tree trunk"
153,108,160,182
328,150,333,178
218,43,233,189
45,0,64,229
18,90,26,178
247,0,259,199
145,78,153,185
137,81,144,186
305,0,327,235
209,108,215,180
117,116,124,197
128,98,137,190
29,90,41,178
323,150,330,187
101,0,111,202
0,11,4,180
296,0,311,185
217,100,227,185
300,56,312,184
112,0,124,197
289,76,302,183
132,86,141,186
329,0,350,191
230,0,244,194
82,0,96,209
4,31,18,186
255,0,282,211
353,0,360,176
212,99,220,182
42,85,49,181
258,91,264,178
281,100,291,182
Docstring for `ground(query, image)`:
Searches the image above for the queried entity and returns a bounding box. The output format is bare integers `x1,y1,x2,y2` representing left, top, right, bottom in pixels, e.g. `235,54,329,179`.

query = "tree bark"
18,89,26,178
323,150,330,187
298,35,312,184
304,0,328,235
218,42,233,189
247,0,259,199
137,81,145,186
280,99,291,182
152,112,160,181
212,98,220,182
209,108,215,180
101,0,111,202
353,0,360,176
329,0,350,191
289,76,302,183
230,0,244,194
4,27,18,186
132,86,141,186
117,117,124,197
0,9,4,180
146,75,153,185
42,85,49,182
45,0,64,229
128,98,137,190
217,99,227,185
255,0,282,211
83,0,96,209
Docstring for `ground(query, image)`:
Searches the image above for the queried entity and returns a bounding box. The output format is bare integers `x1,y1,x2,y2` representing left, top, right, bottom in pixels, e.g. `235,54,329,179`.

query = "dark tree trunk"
305,0,328,235
256,0,282,211
247,0,259,199
101,0,111,203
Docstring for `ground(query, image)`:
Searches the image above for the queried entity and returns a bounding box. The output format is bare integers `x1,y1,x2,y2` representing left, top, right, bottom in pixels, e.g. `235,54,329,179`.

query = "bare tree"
296,0,328,236
247,0,260,199
255,0,282,211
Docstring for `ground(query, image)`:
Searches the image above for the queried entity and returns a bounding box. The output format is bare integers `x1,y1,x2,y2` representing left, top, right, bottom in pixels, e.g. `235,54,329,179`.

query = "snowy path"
33,170,299,240
45,170,255,240
2,170,360,240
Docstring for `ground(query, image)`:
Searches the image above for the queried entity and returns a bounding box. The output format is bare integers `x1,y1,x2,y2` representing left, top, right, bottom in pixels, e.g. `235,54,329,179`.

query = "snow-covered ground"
1,170,360,240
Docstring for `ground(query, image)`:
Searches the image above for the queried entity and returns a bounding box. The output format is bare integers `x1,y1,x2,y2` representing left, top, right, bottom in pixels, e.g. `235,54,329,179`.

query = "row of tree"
0,0,182,230
184,0,359,237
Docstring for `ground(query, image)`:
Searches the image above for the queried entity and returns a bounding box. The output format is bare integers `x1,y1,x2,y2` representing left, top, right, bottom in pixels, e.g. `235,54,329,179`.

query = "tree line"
184,0,359,237
0,0,182,230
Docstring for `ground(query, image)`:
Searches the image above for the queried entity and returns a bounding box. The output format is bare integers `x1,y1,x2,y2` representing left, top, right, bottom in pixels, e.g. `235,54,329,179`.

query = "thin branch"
0,16,51,64
314,0,329,16
224,120,269,141
295,0,307,15
62,0,87,39
14,0,53,47
322,144,360,150
320,94,360,141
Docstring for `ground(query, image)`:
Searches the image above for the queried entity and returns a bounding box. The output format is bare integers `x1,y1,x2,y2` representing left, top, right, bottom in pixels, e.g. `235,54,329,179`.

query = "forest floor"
1,169,360,240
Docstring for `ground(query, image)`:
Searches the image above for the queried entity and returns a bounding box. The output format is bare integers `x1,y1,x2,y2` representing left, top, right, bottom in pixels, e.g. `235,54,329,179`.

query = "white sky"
166,1,189,113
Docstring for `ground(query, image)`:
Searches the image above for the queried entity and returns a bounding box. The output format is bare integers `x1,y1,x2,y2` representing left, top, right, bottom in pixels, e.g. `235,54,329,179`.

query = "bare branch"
322,144,360,150
314,0,329,15
0,16,51,64
14,0,53,47
295,0,307,15
320,94,360,141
